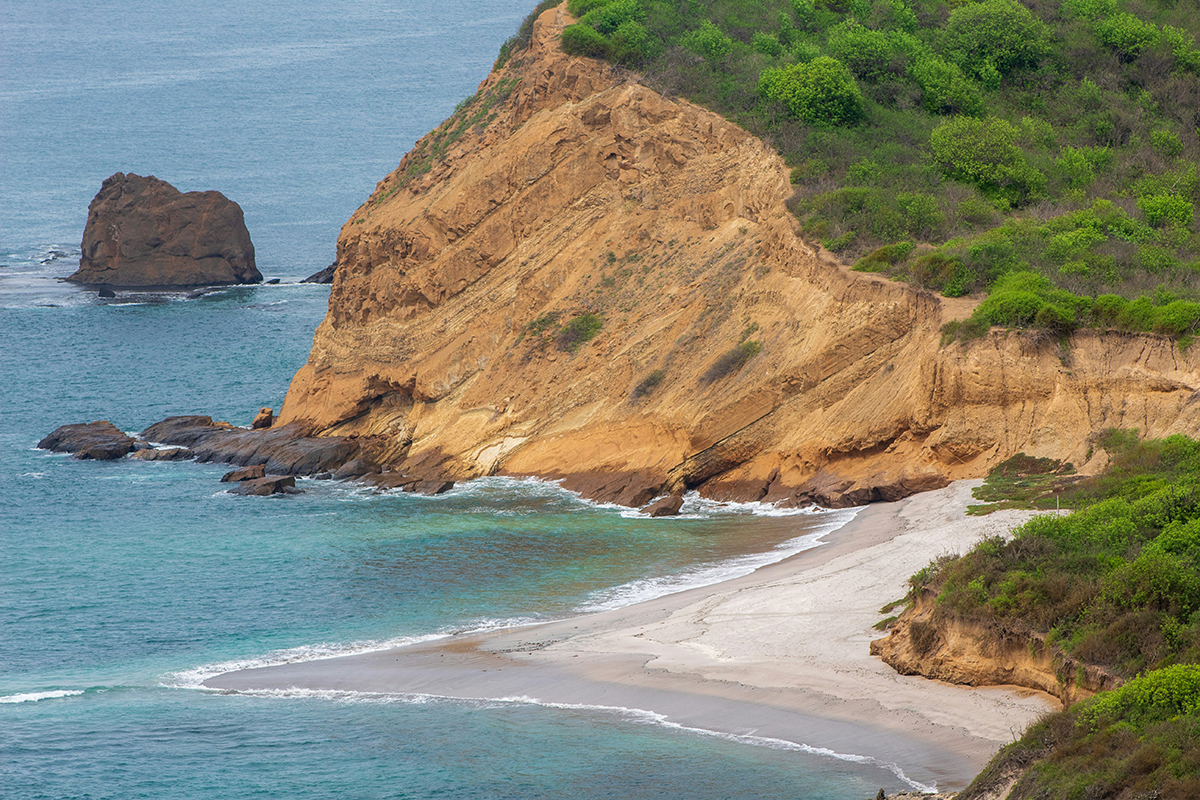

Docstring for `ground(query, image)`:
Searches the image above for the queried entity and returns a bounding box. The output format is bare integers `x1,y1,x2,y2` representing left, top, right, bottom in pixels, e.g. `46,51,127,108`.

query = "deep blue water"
2,2,915,797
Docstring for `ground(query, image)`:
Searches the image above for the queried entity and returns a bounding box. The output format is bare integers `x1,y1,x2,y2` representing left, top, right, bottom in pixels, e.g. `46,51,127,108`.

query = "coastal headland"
207,481,1056,792
266,6,1200,512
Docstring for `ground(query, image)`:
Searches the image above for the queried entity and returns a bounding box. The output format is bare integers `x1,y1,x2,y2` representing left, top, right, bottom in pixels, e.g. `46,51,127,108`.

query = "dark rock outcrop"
221,464,266,483
139,416,365,476
67,173,261,287
409,479,455,495
227,476,300,496
642,494,684,517
38,421,134,460
301,264,335,284
333,459,379,479
129,447,193,461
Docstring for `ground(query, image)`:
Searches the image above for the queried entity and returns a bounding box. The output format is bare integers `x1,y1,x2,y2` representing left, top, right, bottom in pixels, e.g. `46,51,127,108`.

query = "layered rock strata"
68,172,261,287
273,6,1200,507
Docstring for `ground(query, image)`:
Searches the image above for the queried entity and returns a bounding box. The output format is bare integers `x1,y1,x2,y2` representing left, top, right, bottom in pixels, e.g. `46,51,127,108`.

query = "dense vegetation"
915,431,1200,797
547,0,1200,340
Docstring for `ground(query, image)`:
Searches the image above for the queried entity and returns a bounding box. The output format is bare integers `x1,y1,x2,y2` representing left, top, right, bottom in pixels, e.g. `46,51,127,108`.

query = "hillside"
560,0,1200,343
275,4,1200,508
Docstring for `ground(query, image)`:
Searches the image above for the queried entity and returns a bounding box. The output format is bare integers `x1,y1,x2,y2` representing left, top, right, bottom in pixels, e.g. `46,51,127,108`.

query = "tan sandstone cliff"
278,6,1200,507
870,591,1123,706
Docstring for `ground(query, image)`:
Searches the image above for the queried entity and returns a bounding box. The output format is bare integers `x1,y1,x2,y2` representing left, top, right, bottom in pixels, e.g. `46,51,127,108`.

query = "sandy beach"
207,481,1057,791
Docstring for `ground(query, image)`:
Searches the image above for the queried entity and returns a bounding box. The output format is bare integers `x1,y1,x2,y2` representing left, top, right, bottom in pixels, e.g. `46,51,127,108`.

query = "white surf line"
577,504,860,612
219,686,937,793
0,689,85,703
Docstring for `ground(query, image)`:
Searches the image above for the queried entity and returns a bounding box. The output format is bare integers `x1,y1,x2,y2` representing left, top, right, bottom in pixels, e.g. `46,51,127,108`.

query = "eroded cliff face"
278,7,1200,506
870,592,1122,706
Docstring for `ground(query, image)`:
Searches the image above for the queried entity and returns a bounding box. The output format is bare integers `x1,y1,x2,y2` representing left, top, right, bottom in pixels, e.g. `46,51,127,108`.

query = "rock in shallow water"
301,264,335,284
227,476,300,496
642,494,684,517
67,172,261,288
38,421,134,460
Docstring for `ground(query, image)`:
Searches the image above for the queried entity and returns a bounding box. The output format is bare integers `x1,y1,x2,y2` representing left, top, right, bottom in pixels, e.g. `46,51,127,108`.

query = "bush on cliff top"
921,432,1200,798
917,431,1200,678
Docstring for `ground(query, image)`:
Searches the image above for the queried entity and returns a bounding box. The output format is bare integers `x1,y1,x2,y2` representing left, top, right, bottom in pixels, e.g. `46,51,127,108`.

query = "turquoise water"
3,2,917,797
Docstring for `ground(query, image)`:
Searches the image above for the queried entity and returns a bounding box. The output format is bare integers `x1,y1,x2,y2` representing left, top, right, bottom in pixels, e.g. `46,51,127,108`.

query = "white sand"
207,480,1058,790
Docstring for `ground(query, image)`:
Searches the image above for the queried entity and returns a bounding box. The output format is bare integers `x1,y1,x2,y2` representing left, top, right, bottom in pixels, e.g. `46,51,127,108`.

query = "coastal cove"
206,481,1057,792
12,0,1197,796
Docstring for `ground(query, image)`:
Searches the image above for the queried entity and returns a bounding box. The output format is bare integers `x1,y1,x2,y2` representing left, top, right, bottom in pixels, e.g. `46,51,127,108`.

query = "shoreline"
205,480,1056,791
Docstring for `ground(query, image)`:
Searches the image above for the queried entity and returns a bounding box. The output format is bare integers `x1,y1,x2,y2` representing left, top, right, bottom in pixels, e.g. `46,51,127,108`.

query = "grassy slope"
553,0,1200,344
912,431,1200,797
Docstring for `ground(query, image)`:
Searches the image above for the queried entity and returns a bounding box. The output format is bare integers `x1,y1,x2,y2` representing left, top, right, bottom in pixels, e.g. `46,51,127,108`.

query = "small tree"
940,0,1050,83
827,20,894,82
931,117,1046,204
681,20,733,64
759,57,865,126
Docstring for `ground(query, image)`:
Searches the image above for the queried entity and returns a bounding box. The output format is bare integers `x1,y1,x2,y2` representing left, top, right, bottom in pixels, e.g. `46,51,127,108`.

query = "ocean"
2,2,915,797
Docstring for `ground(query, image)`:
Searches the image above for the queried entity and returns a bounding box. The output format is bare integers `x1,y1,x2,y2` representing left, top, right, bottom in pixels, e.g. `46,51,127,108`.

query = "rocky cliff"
870,591,1122,706
277,7,1200,507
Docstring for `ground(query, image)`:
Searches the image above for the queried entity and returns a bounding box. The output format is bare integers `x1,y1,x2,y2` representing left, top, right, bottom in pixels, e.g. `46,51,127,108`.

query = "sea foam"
0,689,85,704
577,505,859,612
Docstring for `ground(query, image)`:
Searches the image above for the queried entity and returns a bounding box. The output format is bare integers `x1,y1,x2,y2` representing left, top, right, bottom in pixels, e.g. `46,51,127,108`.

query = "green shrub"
1062,0,1116,20
827,20,895,82
609,19,654,63
1151,130,1184,158
752,31,783,57
567,0,611,14
758,57,865,126
580,0,644,36
1152,301,1200,337
1055,146,1111,191
931,117,1046,204
681,19,733,63
872,0,917,34
557,313,604,352
1080,665,1200,730
855,240,914,271
940,0,1051,83
1139,194,1195,228
1096,13,1161,62
897,192,943,238
908,56,983,116
561,23,610,58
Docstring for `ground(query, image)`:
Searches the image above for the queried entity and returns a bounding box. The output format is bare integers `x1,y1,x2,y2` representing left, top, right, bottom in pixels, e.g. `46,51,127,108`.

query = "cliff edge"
278,7,1200,507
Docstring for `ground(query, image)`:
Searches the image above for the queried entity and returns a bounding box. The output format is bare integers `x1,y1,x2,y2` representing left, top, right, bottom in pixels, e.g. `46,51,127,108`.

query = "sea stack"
67,172,261,288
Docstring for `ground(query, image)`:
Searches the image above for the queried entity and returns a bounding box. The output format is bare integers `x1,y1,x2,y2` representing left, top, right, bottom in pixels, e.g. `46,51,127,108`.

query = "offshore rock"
139,415,368,476
38,421,134,460
302,264,336,284
221,464,266,482
227,475,299,496
67,173,261,287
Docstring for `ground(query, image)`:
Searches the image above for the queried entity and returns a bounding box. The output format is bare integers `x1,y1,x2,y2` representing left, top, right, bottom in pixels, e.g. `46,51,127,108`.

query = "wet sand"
207,481,1056,791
